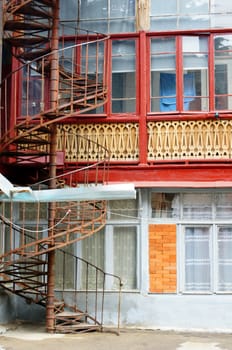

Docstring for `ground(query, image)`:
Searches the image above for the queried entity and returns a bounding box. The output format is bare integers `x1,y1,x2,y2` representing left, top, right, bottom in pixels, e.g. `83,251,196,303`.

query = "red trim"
106,39,112,115
176,36,183,111
109,181,232,189
139,31,147,165
107,165,232,183
208,34,215,110
64,163,232,185
147,28,232,37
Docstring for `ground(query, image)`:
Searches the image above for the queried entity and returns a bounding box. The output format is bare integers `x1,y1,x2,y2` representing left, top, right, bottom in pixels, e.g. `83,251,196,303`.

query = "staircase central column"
46,0,60,333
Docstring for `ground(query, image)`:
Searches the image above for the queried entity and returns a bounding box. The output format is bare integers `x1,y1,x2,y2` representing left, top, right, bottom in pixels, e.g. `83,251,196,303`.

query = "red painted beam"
61,163,232,185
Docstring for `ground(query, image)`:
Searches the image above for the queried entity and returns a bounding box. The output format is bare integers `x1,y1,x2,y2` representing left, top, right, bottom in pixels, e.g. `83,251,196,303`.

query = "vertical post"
138,30,148,165
0,1,2,83
46,0,60,333
0,1,3,139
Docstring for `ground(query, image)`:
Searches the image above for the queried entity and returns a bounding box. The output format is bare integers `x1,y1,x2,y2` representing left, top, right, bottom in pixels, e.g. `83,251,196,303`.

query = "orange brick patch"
149,224,176,293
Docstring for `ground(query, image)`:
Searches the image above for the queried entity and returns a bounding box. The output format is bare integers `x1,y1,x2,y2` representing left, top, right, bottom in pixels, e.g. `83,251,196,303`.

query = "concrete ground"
0,323,232,350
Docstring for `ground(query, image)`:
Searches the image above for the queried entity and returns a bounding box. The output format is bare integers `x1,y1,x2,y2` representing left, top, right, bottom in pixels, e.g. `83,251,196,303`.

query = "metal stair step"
13,3,53,18
4,20,51,31
55,311,101,333
35,0,55,6
55,323,101,333
15,124,51,133
13,137,50,145
6,37,49,47
1,150,50,157
16,48,51,61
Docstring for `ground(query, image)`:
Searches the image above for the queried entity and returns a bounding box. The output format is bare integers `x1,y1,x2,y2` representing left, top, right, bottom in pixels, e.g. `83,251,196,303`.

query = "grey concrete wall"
14,296,46,323
0,291,17,324
52,290,232,332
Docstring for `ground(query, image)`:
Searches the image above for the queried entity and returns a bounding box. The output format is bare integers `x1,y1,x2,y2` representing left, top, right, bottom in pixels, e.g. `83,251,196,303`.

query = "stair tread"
17,48,51,61
13,138,50,145
13,3,53,18
15,124,50,132
36,0,55,6
55,323,100,329
4,20,51,31
1,150,50,156
56,311,88,317
6,37,49,47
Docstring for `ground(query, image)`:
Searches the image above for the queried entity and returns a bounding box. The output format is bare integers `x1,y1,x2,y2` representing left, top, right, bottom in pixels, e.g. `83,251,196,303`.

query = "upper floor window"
112,40,136,113
60,0,135,33
151,0,232,31
150,35,208,113
214,35,232,110
150,33,232,114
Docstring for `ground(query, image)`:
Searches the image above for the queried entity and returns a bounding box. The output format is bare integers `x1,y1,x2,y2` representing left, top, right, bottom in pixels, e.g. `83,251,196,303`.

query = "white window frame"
179,223,232,294
179,224,213,294
78,223,140,291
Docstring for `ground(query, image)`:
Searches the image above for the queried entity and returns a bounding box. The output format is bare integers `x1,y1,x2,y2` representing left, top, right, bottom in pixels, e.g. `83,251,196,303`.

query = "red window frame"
147,30,232,120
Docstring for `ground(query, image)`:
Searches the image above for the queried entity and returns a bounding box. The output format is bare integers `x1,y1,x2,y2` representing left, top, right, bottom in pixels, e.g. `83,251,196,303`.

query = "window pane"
150,37,176,112
80,0,107,19
74,0,135,33
179,15,209,29
151,17,177,31
214,35,232,110
108,199,138,220
151,0,176,15
21,67,43,116
81,42,105,74
211,14,232,29
211,0,232,13
81,230,104,289
182,193,212,219
180,0,209,14
110,19,135,33
110,0,135,18
215,193,232,219
55,246,75,289
112,40,136,113
113,226,137,289
218,227,232,291
183,36,208,111
60,0,78,20
185,227,211,291
151,193,179,218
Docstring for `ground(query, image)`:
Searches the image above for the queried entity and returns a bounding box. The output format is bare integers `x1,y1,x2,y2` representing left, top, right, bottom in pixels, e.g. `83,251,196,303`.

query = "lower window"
182,225,232,293
81,225,138,290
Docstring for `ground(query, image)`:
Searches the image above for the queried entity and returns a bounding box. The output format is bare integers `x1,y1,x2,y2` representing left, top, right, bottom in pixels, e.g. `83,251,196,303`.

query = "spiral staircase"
0,0,119,333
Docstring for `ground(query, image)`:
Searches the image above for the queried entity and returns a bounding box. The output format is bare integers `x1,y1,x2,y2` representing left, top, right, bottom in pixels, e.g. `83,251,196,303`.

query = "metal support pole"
46,0,60,333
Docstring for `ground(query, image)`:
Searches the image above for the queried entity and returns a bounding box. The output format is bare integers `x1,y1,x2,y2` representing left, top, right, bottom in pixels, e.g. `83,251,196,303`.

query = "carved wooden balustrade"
148,119,232,162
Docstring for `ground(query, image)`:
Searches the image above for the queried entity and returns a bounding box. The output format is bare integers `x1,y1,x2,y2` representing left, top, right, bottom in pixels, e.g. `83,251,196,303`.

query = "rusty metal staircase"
0,0,114,333
3,0,54,62
1,0,108,183
0,202,122,333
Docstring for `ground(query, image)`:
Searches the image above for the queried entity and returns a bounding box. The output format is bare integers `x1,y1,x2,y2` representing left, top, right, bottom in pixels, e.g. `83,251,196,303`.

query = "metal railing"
55,248,122,333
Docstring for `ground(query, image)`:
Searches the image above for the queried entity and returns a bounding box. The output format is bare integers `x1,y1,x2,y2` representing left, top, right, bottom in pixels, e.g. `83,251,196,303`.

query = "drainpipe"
46,0,60,333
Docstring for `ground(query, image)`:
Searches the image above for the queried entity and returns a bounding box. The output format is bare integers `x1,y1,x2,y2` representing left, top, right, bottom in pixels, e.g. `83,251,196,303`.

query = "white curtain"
81,229,104,289
185,226,211,291
217,227,232,291
113,226,137,289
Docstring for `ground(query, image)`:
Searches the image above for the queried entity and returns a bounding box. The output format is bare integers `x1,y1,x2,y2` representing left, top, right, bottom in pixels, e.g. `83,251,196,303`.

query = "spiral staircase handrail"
0,0,114,333
0,30,109,151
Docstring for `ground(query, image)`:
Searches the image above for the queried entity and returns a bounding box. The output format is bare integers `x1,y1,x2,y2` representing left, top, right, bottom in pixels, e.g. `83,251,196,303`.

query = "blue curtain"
160,72,195,111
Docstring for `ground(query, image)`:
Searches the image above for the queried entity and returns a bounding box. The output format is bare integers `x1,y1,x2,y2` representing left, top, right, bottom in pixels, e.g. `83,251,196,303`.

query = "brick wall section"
149,224,177,293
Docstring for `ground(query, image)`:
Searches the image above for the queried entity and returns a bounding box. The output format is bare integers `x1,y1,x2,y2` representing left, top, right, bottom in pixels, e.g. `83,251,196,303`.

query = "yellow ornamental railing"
57,123,139,162
147,119,232,161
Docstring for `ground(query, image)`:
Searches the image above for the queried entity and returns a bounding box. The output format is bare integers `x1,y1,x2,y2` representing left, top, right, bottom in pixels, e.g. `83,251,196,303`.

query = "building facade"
2,0,232,331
